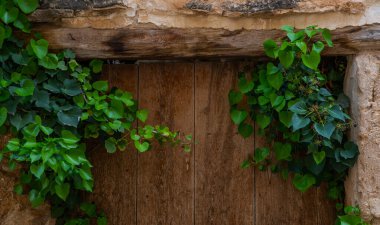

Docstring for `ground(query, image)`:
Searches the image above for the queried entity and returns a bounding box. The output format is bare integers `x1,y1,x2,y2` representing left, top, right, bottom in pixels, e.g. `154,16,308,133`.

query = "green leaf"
80,202,97,217
292,174,316,193
0,107,7,127
314,122,335,139
322,29,333,47
291,114,311,131
267,72,283,90
301,50,320,71
338,215,363,225
312,41,325,54
0,7,19,24
97,217,107,225
105,137,117,153
238,77,254,94
258,96,270,106
15,79,35,96
55,183,70,201
137,109,149,123
14,184,23,195
228,90,243,105
340,142,359,159
90,59,103,73
39,53,59,69
134,141,150,153
287,31,305,42
105,99,124,119
93,81,109,92
230,109,248,125
296,41,307,54
281,25,294,33
266,63,279,75
313,151,326,165
238,123,253,138
289,101,308,115
254,147,270,163
278,50,295,68
240,159,250,169
0,25,5,48
17,0,39,14
58,108,81,127
328,105,346,121
274,142,292,161
30,39,48,59
256,114,271,129
279,111,293,128
61,130,80,144
30,164,45,179
29,190,44,208
62,79,82,96
263,39,278,58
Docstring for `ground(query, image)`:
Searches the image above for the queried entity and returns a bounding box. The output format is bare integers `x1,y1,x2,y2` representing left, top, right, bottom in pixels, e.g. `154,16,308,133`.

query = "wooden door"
88,61,336,225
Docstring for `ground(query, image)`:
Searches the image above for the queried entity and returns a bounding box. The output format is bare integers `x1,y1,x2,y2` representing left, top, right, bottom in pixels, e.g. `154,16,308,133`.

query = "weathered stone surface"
344,52,380,225
0,137,54,225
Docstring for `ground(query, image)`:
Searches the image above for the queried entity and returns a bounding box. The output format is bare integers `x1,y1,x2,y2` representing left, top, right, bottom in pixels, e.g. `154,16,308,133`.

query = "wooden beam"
31,23,380,59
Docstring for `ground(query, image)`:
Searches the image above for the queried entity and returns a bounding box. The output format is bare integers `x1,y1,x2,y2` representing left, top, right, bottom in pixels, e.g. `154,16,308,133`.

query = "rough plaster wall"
0,137,54,225
345,52,380,225
31,0,379,30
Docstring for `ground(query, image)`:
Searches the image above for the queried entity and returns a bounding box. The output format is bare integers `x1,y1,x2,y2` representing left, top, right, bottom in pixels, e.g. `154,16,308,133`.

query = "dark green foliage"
0,1,192,224
230,25,366,223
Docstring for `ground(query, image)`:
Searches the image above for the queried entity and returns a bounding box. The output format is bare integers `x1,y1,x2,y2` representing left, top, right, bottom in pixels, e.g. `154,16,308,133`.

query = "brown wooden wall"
88,62,336,225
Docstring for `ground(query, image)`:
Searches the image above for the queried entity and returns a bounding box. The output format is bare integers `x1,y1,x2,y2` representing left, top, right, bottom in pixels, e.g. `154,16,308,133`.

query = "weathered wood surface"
194,62,255,224
137,63,195,225
87,64,138,225
254,130,337,225
87,62,337,224
30,23,380,59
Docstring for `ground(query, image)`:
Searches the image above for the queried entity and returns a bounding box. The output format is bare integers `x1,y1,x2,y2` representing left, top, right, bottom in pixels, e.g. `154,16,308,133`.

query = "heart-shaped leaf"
256,114,271,129
228,90,243,105
17,0,39,14
135,141,150,153
238,77,254,94
0,7,19,24
313,151,326,164
314,122,335,139
279,111,293,128
238,123,253,138
278,50,295,68
267,72,283,90
30,164,45,179
301,50,320,71
254,147,270,163
30,39,48,59
55,183,70,201
292,173,316,193
274,142,292,161
291,114,310,131
137,109,149,123
230,109,248,125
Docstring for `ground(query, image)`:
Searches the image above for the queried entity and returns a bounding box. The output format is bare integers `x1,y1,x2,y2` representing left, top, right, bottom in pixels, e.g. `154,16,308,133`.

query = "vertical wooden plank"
254,135,336,224
87,64,138,225
194,62,254,225
137,63,194,225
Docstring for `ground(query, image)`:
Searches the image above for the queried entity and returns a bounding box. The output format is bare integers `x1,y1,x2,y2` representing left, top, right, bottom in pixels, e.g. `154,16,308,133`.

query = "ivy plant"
229,25,368,224
0,0,191,224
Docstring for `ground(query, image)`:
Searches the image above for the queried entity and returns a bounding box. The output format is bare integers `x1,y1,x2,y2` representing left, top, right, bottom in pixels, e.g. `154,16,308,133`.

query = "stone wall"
345,52,380,225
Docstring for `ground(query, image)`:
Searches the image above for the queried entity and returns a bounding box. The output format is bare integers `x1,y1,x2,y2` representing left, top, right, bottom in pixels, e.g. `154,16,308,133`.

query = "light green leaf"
313,151,326,164
322,29,333,47
39,53,59,69
105,137,117,153
30,39,48,59
90,59,103,73
30,164,45,179
0,7,19,24
14,79,35,96
312,41,325,54
137,109,149,123
292,174,316,193
105,99,124,119
267,72,283,90
238,77,254,94
263,39,278,58
230,109,248,125
278,50,295,68
301,50,320,71
134,141,150,153
281,25,294,33
93,81,109,92
55,183,70,201
296,41,307,54
61,130,80,144
17,0,39,14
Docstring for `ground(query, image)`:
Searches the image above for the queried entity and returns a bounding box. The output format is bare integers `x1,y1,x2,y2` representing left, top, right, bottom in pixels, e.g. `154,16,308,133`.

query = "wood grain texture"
194,62,254,225
27,23,380,59
137,63,194,225
254,133,336,225
87,64,138,225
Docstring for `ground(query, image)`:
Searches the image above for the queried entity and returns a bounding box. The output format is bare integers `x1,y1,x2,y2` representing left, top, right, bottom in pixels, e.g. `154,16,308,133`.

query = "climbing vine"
0,0,191,224
229,25,368,225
